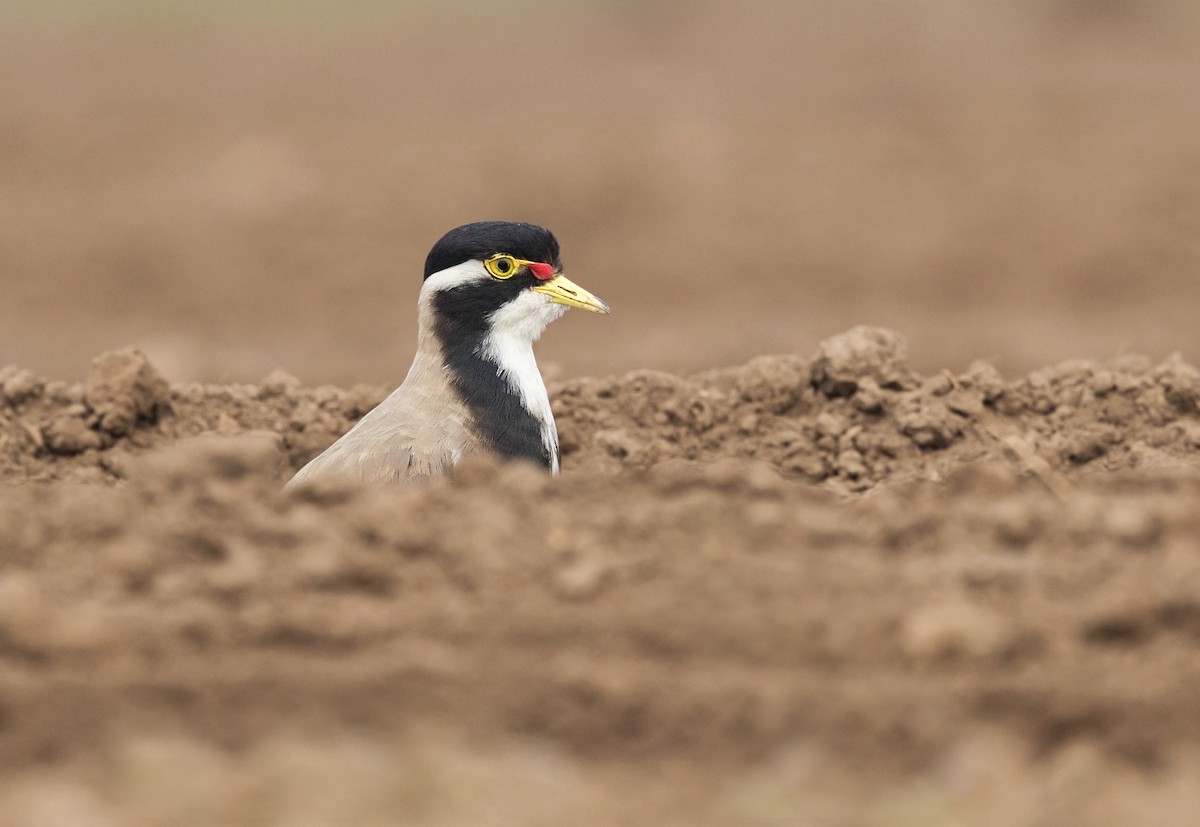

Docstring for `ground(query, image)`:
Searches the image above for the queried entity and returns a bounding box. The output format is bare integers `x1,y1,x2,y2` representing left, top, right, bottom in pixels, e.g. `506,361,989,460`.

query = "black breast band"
432,287,553,469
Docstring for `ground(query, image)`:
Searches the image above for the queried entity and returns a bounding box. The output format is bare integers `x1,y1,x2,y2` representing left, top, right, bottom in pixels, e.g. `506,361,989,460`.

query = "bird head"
421,221,609,343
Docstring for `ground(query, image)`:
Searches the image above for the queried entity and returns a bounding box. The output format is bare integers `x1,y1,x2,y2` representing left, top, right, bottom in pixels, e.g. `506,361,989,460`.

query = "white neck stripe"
482,291,566,473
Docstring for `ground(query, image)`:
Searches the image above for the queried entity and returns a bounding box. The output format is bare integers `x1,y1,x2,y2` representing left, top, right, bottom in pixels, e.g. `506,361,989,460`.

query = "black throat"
432,288,553,469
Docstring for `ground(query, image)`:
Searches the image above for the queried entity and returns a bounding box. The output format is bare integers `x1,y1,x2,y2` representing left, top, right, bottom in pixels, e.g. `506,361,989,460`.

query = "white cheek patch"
487,289,568,343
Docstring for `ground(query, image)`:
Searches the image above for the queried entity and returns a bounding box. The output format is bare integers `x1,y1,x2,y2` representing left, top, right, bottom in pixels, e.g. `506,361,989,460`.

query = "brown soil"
3,328,1200,825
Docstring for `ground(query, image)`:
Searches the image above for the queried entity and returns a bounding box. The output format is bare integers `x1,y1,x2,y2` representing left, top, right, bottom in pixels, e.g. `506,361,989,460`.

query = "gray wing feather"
285,382,471,489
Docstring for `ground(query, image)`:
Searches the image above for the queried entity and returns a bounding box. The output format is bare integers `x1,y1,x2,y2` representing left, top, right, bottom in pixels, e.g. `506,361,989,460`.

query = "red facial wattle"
528,262,555,280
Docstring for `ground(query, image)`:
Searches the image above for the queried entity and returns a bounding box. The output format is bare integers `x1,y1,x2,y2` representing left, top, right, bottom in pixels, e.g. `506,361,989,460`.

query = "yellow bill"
532,274,611,314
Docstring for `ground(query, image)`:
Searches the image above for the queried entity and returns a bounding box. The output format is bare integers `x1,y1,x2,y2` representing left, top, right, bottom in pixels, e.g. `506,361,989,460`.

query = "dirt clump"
6,328,1200,497
2,329,1200,824
809,325,916,398
80,348,169,438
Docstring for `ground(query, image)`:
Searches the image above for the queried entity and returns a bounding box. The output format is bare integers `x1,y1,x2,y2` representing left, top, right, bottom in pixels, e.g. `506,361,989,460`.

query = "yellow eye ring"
484,254,520,279
484,253,553,280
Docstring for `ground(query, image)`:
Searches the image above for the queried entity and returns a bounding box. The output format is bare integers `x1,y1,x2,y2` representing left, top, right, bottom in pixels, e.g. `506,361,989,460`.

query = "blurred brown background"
3,0,1199,386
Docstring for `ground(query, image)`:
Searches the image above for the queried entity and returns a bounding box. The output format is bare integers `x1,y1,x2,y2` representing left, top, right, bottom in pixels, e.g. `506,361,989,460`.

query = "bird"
285,221,609,488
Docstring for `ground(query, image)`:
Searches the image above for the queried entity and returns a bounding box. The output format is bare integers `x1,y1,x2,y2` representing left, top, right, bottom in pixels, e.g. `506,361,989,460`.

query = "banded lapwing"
286,221,608,488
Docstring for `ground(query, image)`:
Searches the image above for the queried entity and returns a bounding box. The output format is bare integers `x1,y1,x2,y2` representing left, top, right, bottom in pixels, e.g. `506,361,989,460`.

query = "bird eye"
485,255,518,279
